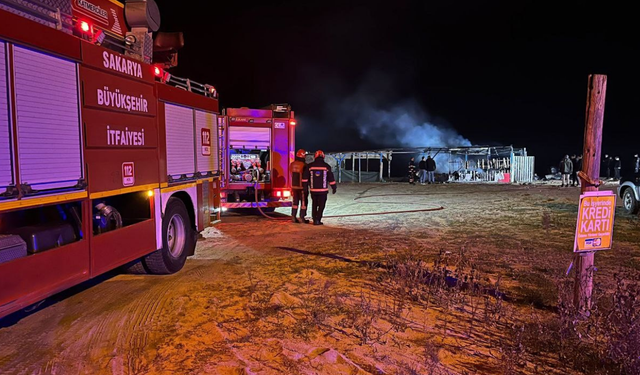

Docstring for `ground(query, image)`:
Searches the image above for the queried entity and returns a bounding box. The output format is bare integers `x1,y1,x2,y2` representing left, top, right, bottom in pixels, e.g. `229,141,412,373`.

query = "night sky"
154,0,638,175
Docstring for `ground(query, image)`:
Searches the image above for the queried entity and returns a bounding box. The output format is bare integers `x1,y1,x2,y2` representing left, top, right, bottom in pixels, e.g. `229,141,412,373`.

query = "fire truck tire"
123,260,148,274
144,198,193,274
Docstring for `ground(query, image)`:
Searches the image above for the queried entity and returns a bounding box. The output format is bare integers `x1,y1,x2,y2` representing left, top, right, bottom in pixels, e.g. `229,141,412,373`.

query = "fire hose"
252,169,290,221
248,167,446,221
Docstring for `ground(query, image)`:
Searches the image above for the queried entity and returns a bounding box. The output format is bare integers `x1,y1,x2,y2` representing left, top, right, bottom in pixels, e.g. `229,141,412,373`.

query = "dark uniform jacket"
418,160,427,170
303,157,336,194
290,157,307,190
426,157,436,172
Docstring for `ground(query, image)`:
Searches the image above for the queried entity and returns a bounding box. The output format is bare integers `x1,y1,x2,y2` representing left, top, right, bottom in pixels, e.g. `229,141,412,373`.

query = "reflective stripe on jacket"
303,158,336,194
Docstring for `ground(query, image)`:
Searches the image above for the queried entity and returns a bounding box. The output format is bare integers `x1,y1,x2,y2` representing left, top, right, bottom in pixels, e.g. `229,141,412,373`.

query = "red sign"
72,0,127,37
122,162,135,186
201,129,212,156
574,191,616,252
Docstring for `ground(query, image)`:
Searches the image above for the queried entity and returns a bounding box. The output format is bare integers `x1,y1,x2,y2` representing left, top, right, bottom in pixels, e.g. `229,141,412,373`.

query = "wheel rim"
167,214,186,258
624,191,633,210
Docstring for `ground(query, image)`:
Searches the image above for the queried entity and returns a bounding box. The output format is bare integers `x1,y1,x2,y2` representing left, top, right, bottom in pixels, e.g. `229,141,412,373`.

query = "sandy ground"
0,181,638,375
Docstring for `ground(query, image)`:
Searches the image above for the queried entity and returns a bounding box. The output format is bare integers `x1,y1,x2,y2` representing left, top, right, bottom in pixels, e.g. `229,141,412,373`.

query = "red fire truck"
0,0,225,318
219,105,295,210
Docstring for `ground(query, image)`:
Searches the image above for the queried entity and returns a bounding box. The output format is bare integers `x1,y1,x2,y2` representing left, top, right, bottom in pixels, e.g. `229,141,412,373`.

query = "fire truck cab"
219,104,295,210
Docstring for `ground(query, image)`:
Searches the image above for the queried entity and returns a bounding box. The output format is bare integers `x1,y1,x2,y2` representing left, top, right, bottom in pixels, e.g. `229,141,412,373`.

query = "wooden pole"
575,74,607,312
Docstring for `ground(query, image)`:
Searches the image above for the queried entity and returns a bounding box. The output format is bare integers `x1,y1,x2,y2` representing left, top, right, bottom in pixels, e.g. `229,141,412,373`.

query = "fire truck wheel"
123,260,147,274
144,197,194,274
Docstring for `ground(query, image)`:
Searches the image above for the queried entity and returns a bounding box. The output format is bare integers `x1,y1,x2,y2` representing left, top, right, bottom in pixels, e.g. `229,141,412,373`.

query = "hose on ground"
253,172,290,221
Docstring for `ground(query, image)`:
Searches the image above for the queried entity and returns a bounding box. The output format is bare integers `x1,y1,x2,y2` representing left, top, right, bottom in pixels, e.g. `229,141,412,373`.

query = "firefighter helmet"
315,150,325,158
296,149,306,158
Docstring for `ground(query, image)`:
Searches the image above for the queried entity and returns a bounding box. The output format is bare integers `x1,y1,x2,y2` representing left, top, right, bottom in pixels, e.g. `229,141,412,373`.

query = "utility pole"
575,74,607,311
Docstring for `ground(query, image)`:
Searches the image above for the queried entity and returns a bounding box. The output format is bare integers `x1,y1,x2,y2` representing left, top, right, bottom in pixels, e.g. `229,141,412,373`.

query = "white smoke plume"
351,99,471,148
330,70,471,149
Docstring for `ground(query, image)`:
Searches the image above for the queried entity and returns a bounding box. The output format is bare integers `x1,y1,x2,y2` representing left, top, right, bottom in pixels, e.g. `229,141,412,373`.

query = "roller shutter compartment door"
13,46,82,191
195,110,218,175
228,126,270,150
0,42,14,194
165,103,195,179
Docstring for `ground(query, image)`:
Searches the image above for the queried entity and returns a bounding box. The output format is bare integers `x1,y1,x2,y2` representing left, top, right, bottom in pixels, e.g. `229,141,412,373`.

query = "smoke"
328,70,471,149
350,99,472,148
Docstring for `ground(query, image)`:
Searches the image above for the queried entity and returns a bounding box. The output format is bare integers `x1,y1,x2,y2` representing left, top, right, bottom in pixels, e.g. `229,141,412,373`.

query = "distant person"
634,154,639,174
290,149,309,223
614,156,621,180
426,155,437,184
602,154,611,179
303,150,336,225
559,155,573,187
570,155,578,187
575,155,583,187
607,155,614,179
408,157,416,185
418,157,427,185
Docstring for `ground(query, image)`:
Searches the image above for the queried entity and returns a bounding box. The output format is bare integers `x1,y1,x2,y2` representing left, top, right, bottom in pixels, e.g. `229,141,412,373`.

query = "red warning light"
79,21,91,33
154,66,163,77
290,120,297,126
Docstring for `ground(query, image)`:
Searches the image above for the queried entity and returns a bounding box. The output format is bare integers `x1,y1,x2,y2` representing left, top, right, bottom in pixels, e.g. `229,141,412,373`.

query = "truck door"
13,46,83,192
0,41,13,197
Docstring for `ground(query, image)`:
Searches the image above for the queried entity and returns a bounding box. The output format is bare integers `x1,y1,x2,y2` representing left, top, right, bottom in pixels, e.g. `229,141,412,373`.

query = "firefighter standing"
408,157,416,185
290,149,309,223
303,150,337,225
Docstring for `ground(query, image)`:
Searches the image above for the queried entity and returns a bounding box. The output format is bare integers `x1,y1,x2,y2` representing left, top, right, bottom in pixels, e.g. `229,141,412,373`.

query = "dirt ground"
1,182,639,375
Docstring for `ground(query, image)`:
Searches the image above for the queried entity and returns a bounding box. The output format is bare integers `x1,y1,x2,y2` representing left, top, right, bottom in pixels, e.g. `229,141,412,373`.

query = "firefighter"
303,150,336,225
614,156,621,180
290,149,309,223
408,157,416,185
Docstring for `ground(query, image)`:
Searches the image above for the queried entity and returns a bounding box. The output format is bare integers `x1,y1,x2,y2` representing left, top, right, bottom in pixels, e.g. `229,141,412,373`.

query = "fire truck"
219,105,295,210
0,0,227,318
